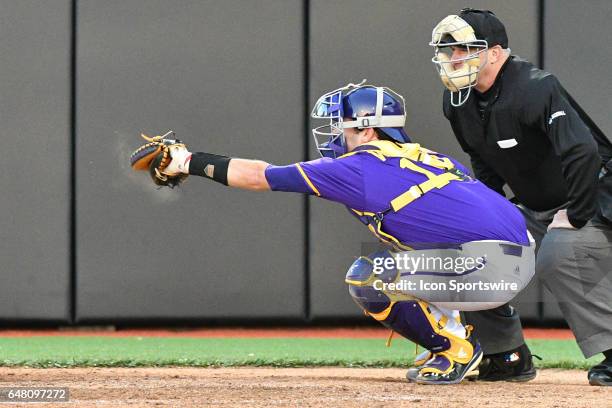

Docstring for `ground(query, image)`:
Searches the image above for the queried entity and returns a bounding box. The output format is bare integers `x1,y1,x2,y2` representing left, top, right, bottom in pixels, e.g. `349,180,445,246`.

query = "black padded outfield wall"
0,0,72,322
74,0,306,321
308,0,540,319
1,0,610,323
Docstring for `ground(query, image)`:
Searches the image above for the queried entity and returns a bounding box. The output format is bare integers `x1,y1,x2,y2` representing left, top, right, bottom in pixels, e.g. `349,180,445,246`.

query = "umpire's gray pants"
464,204,612,358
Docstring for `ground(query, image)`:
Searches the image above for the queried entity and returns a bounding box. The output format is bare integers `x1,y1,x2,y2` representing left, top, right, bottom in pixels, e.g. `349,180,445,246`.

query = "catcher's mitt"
129,130,189,188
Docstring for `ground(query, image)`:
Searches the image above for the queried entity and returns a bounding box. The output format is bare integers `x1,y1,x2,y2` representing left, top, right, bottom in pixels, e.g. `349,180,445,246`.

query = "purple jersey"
265,142,529,246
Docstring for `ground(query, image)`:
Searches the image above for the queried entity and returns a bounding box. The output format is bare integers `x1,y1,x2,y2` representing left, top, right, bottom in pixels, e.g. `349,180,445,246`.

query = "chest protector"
345,141,471,250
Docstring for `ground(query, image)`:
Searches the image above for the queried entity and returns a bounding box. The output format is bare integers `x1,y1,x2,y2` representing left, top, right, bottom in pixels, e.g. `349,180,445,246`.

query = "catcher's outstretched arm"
165,145,342,198
130,132,296,193
168,150,270,191
226,159,271,191
182,152,271,191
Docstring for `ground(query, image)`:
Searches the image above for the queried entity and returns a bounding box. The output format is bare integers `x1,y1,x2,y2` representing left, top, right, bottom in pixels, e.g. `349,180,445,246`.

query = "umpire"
429,8,612,386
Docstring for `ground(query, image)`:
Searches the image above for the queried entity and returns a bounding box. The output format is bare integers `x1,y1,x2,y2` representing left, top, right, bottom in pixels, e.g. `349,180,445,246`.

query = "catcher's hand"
129,130,190,188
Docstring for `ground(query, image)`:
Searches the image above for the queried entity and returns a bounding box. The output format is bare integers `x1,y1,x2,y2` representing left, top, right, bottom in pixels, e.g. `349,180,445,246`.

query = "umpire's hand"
547,209,577,231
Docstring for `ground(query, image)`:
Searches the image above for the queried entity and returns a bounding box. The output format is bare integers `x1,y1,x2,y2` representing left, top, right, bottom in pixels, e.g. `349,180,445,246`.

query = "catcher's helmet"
311,80,410,158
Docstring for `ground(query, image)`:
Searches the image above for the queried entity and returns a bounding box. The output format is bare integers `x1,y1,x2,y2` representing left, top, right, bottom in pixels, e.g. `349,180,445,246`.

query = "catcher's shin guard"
348,286,481,382
346,253,481,384
346,255,465,350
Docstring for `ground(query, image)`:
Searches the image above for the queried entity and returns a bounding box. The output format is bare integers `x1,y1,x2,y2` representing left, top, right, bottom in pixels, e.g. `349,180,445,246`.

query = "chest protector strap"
347,141,470,248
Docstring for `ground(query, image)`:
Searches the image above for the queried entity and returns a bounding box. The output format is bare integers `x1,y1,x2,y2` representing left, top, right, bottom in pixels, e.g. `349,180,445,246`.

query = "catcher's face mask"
430,15,488,107
311,82,351,159
311,80,407,158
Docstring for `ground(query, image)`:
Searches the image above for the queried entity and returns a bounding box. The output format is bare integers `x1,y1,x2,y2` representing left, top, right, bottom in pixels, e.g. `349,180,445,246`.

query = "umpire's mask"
429,14,488,107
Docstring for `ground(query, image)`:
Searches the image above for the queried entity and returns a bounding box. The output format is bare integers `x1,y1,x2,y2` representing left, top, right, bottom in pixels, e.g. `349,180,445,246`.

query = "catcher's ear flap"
130,143,164,170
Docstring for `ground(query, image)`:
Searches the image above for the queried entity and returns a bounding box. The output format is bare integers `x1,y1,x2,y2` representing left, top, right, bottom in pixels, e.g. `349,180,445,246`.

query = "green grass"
0,337,602,369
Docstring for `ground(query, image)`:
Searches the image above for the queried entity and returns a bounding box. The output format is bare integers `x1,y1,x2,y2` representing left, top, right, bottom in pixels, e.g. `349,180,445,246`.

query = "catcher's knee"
345,253,397,319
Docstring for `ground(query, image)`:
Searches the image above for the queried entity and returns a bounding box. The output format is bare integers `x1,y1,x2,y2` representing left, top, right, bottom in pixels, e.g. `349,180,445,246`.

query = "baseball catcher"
130,81,535,385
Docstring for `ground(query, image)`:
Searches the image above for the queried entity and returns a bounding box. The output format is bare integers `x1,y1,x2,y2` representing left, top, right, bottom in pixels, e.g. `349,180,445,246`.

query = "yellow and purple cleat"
410,339,482,385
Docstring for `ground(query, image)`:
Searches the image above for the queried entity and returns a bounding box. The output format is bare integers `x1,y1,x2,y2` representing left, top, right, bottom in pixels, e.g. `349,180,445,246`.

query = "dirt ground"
0,367,610,408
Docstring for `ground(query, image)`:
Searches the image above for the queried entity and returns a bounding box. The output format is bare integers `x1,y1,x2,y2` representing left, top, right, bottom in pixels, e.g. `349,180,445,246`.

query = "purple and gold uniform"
265,141,528,248
264,139,534,382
